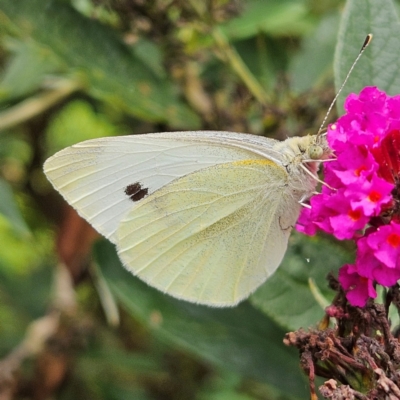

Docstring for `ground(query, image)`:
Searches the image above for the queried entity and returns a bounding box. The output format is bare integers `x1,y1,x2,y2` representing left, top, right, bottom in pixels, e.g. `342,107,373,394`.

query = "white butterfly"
44,131,330,306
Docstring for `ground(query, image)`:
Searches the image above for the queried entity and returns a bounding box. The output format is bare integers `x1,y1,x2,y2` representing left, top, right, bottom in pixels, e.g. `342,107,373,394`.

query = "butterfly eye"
308,145,323,160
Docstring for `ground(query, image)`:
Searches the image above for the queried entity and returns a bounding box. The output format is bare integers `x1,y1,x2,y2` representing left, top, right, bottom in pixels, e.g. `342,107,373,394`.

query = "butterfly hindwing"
116,159,297,306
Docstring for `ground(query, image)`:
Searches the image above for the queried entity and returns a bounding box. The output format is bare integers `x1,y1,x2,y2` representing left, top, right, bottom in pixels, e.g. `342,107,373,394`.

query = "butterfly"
44,130,330,306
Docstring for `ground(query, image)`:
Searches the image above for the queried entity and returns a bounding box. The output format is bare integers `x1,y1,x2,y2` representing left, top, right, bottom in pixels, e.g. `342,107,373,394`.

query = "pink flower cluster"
297,87,400,307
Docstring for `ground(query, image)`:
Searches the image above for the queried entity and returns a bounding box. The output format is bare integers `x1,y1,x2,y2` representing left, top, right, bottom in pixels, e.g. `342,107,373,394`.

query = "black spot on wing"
125,182,148,202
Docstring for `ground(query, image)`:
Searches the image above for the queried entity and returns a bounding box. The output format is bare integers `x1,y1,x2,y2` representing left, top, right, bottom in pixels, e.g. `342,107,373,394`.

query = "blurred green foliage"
1,0,400,399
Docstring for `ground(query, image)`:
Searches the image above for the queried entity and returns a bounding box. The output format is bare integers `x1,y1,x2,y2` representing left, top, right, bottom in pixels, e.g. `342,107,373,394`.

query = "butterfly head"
306,133,331,161
278,134,330,166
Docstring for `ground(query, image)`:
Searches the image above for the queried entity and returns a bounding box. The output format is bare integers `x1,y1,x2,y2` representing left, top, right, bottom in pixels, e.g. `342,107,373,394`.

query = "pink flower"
366,223,400,269
345,175,393,217
329,204,369,240
356,235,400,286
333,146,378,185
338,264,377,307
297,87,400,307
296,207,318,236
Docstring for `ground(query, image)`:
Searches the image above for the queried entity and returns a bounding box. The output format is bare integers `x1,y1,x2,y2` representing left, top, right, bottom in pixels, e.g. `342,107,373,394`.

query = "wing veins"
232,193,280,301
198,194,270,302
118,186,263,245
179,244,218,297
125,192,266,275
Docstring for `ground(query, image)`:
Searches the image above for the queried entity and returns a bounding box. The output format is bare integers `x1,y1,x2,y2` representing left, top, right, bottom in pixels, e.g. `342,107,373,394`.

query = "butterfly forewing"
116,159,295,306
44,132,277,243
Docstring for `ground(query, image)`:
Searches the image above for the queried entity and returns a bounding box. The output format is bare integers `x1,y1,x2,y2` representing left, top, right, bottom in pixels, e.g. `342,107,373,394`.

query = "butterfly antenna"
317,33,373,136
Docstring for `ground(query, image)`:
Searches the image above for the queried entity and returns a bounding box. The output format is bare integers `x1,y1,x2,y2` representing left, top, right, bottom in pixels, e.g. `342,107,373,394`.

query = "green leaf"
290,12,339,93
65,345,154,400
201,391,254,400
334,0,400,113
0,178,30,236
221,0,314,40
0,40,62,101
95,240,308,399
0,0,200,129
250,232,353,331
0,260,52,352
233,36,288,91
45,100,121,154
132,38,167,80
